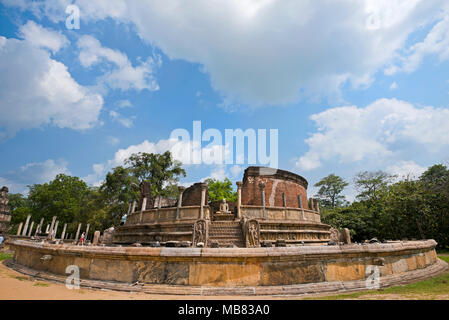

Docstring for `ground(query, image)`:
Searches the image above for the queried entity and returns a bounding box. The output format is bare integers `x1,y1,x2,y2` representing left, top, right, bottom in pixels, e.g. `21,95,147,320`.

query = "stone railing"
125,206,211,225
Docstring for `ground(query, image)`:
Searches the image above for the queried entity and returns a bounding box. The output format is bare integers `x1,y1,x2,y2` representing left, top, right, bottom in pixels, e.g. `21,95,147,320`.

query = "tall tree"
125,151,186,197
314,174,348,208
205,178,237,202
354,171,395,202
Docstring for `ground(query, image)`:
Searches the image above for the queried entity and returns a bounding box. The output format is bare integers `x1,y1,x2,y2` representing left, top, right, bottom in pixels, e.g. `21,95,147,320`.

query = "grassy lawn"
0,253,13,261
308,256,449,300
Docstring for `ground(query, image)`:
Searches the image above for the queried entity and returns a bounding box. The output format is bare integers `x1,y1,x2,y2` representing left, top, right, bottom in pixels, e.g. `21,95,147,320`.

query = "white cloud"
109,110,134,128
107,136,120,146
82,163,106,187
0,24,103,139
5,0,449,106
115,99,133,108
77,35,161,92
386,160,427,181
295,98,449,171
0,159,71,193
18,20,68,53
389,15,449,74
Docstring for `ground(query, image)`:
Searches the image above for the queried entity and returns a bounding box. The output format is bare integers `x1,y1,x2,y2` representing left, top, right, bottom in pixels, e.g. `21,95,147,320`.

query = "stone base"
7,239,446,295
4,258,447,296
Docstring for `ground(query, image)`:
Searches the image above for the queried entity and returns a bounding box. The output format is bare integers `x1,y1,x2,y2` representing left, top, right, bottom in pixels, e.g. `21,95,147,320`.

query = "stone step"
209,232,242,236
211,221,240,226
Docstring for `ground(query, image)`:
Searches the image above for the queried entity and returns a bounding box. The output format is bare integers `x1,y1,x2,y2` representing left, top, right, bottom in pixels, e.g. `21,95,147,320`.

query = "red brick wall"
240,167,310,209
241,177,309,209
182,183,208,206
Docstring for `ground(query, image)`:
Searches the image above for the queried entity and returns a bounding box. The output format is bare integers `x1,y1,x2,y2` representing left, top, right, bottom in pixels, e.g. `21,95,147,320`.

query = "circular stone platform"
6,239,448,296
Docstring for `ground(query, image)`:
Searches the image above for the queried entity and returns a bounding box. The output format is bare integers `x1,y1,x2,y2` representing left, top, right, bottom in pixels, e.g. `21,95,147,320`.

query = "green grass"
0,253,13,261
33,282,49,287
307,255,449,300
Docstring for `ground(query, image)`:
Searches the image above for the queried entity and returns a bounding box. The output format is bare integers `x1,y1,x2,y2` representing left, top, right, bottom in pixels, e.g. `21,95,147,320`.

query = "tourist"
120,213,127,226
0,234,4,244
79,232,85,246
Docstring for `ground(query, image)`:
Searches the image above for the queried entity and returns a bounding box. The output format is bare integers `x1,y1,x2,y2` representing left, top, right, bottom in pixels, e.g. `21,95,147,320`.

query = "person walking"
79,232,85,246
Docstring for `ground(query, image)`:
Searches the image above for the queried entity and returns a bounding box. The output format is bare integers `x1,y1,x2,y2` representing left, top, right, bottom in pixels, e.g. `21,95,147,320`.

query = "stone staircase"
209,221,245,247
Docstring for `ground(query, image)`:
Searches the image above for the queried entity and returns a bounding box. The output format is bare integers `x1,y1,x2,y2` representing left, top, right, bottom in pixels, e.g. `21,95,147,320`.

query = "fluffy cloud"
295,98,449,171
77,35,160,92
387,15,449,74
386,160,427,181
109,110,134,128
0,159,71,193
5,0,449,106
18,20,68,53
0,23,103,139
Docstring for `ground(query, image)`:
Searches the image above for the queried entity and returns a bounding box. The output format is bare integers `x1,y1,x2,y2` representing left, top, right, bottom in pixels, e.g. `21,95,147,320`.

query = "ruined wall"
137,182,177,210
0,186,10,234
182,183,208,207
241,167,309,209
9,240,446,294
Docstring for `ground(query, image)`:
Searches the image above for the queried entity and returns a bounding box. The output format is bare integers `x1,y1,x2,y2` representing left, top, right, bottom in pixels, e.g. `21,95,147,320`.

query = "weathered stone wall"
181,183,208,206
0,186,10,234
241,167,309,209
8,239,444,291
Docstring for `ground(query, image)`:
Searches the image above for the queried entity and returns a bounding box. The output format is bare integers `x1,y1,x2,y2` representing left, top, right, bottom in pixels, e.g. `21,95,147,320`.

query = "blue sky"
1,1,449,200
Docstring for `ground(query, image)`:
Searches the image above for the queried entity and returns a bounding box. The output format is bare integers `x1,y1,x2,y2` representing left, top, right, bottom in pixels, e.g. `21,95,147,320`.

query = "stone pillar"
85,224,90,242
200,183,207,220
61,223,67,241
45,224,50,234
38,218,44,233
27,221,34,237
127,202,132,214
142,197,147,211
315,199,320,214
131,200,137,213
50,216,56,231
54,220,59,238
298,195,305,220
236,182,242,219
176,186,185,219
75,223,82,243
22,214,31,236
17,222,23,236
157,195,162,209
92,230,100,246
259,182,266,219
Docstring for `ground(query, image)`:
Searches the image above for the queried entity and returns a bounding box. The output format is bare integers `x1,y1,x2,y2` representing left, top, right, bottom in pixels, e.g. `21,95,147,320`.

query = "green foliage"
7,151,187,235
204,178,237,202
314,174,348,208
354,171,395,202
322,165,449,248
125,151,186,197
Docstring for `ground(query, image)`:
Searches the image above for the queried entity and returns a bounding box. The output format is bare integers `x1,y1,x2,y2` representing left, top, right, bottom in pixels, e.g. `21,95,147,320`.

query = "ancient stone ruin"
0,186,11,236
114,166,331,247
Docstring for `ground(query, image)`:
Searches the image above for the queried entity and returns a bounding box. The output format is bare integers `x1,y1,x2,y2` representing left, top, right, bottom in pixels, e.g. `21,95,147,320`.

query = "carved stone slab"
192,219,208,247
245,219,260,248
